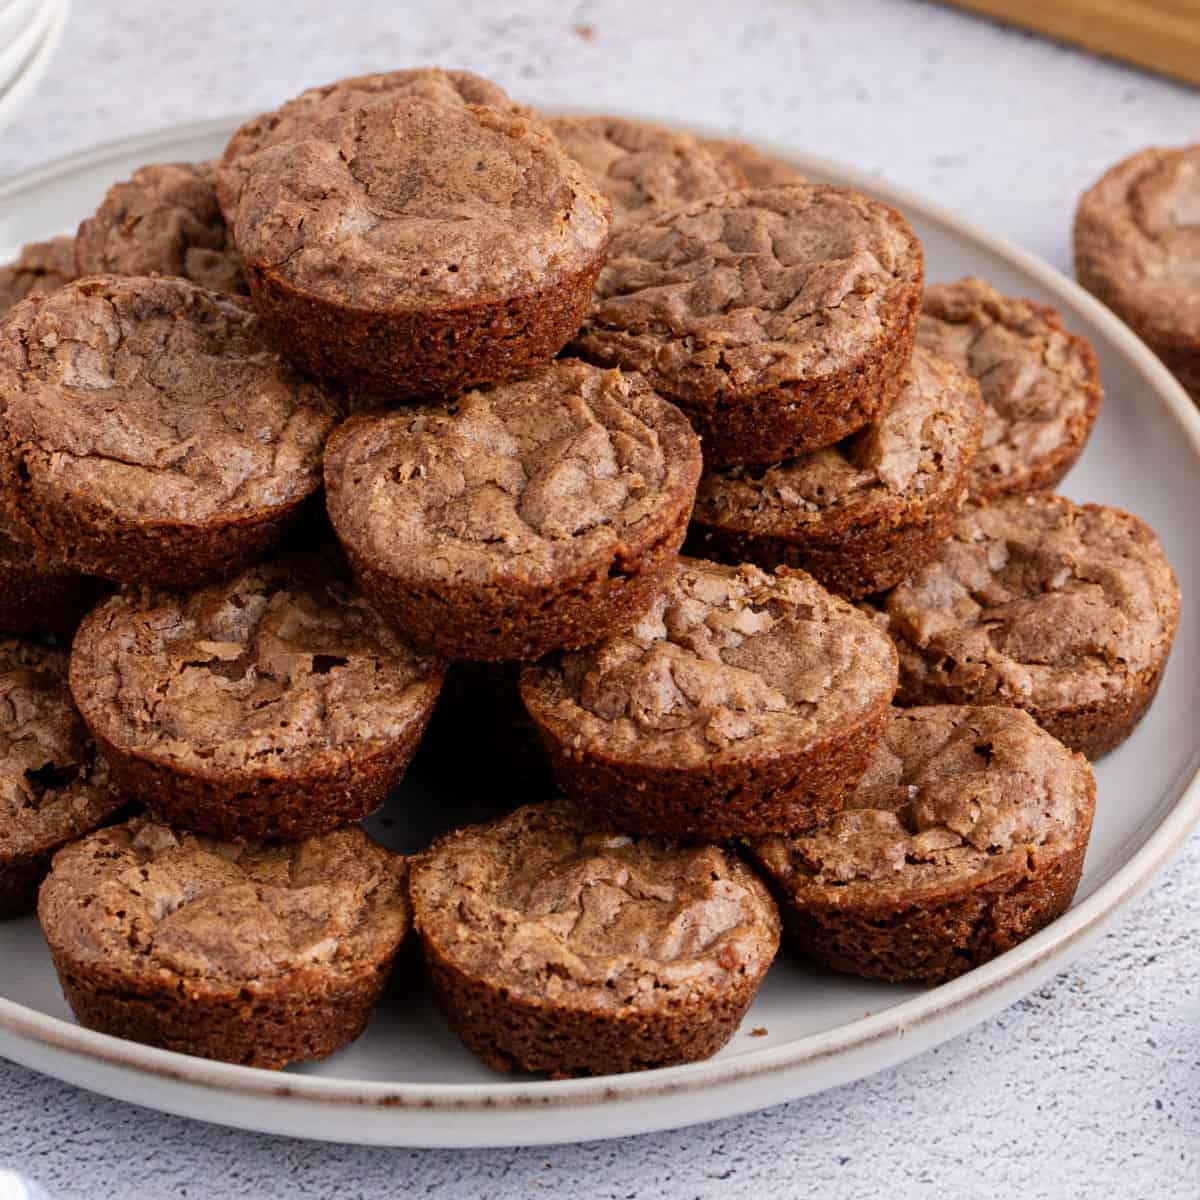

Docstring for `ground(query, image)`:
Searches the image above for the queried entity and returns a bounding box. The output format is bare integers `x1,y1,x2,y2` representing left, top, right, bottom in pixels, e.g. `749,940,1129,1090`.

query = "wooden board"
941,0,1200,87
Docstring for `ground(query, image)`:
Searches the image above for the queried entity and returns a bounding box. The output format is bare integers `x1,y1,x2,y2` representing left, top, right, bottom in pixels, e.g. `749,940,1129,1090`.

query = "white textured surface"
1,1,1198,1195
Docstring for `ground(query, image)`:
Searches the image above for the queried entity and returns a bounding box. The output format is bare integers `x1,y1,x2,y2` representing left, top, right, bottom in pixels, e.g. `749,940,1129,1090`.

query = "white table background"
1,1,1198,1196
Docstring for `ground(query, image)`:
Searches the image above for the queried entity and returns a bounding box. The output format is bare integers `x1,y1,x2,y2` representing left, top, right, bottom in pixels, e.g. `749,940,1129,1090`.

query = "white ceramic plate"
1,118,1198,1149
0,0,66,132
0,0,45,55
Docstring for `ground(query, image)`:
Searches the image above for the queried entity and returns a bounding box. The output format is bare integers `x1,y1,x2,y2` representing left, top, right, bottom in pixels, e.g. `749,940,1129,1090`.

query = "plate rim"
3,113,1200,1122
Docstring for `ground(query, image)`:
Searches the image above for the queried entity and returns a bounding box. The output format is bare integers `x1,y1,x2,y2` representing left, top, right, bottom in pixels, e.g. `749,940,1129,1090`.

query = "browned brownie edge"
243,250,607,402
81,704,439,842
896,657,1173,761
520,679,891,840
45,943,396,1069
338,498,692,663
420,933,769,1078
0,455,318,588
687,478,970,600
756,788,1093,984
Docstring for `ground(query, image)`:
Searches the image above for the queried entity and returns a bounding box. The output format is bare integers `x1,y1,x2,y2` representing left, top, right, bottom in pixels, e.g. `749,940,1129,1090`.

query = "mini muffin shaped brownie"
409,800,780,1077
571,184,924,467
751,705,1095,983
223,97,611,401
546,115,747,232
521,557,899,840
700,138,808,188
1075,145,1200,400
0,533,108,638
220,66,524,182
39,818,410,1068
324,361,702,661
76,161,247,295
919,278,1102,498
0,275,341,588
0,639,123,918
70,558,445,841
885,494,1180,758
0,238,77,315
688,345,984,598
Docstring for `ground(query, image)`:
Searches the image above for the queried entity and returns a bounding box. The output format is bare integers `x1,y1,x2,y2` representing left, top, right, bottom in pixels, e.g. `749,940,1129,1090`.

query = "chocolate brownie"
221,97,611,401
919,278,1102,498
76,161,247,295
0,639,122,918
409,800,780,1077
687,345,984,598
324,361,701,661
39,818,409,1067
1075,145,1200,401
700,138,808,187
570,184,924,467
520,557,898,840
0,238,77,315
751,705,1095,983
0,275,342,588
69,558,444,841
546,115,746,232
220,66,525,186
0,533,108,638
884,494,1180,758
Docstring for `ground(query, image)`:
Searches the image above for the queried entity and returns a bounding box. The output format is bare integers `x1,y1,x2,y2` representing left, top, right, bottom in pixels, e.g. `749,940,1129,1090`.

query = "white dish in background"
0,0,66,132
0,117,1198,1149
0,0,44,56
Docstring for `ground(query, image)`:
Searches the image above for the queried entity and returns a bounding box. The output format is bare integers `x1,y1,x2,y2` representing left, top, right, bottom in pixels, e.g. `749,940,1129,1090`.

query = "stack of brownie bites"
0,69,1181,1078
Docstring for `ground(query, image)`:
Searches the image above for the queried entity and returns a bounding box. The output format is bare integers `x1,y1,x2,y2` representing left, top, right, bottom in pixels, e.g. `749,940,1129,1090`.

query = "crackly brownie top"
0,275,341,524
752,705,1094,904
221,66,524,167
1075,144,1200,343
570,185,923,401
409,800,779,1007
885,494,1180,710
324,361,701,587
919,278,1100,497
0,639,121,861
546,115,746,232
70,559,444,773
522,557,898,767
0,238,77,316
39,818,409,983
693,346,982,534
75,161,247,295
224,98,611,308
700,138,808,188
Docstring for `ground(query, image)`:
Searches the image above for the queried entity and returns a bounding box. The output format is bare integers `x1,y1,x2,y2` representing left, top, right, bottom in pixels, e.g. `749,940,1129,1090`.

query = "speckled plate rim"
1,115,1199,1148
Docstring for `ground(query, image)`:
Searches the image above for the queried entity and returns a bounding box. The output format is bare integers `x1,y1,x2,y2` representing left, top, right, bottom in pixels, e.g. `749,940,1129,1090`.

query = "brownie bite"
0,532,108,638
0,275,342,588
884,494,1181,758
546,115,747,232
324,361,702,661
751,705,1095,983
221,96,611,401
409,800,780,1077
919,278,1102,498
688,345,984,598
1075,145,1200,402
571,184,924,467
521,557,898,840
0,238,78,315
39,818,410,1068
0,639,123,918
69,558,444,841
75,161,247,295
